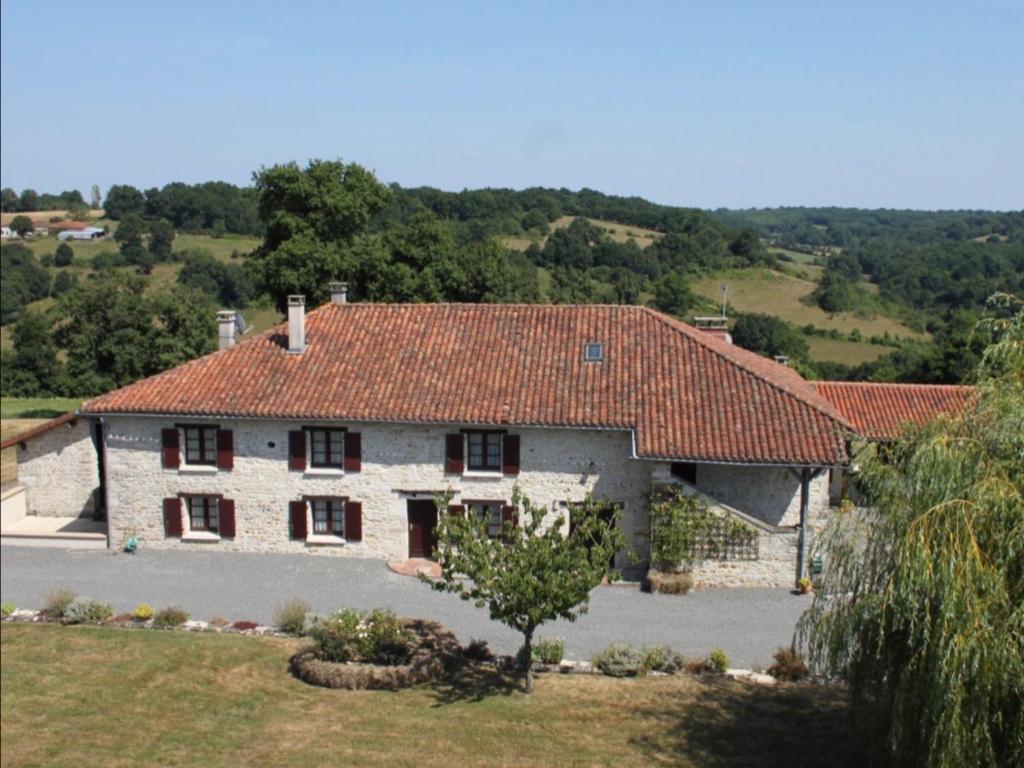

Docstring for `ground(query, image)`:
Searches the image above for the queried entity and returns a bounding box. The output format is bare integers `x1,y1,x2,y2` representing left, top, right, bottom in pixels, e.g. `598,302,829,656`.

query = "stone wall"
17,418,99,518
102,417,653,563
648,462,831,588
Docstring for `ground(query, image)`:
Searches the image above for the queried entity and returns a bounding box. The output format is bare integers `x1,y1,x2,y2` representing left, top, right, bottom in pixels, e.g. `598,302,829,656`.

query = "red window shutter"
216,429,234,470
344,432,361,472
288,430,306,471
289,500,307,540
163,497,182,536
445,434,464,474
448,504,465,517
502,434,520,476
161,428,180,468
219,498,236,537
345,501,363,542
502,505,518,527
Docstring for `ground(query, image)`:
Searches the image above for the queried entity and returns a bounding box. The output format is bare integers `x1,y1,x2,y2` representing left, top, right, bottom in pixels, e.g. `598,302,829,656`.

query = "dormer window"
584,342,604,362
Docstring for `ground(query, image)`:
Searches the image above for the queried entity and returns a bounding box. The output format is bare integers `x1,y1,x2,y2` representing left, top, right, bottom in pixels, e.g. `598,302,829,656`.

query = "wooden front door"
407,500,438,559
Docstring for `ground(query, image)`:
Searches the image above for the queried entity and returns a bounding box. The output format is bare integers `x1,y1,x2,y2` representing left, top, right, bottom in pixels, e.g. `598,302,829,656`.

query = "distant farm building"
58,226,106,241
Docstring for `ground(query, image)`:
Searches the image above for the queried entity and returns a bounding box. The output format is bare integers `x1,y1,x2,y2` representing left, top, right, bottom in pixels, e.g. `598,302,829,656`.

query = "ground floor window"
311,498,345,536
188,496,219,532
467,500,504,537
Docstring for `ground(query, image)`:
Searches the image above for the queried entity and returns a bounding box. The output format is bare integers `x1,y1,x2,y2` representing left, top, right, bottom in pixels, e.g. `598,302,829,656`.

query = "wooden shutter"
289,500,307,539
448,504,465,517
502,434,520,476
161,428,180,468
163,497,182,536
216,429,234,470
445,434,464,474
219,498,236,537
288,430,306,471
344,432,361,472
345,501,363,542
502,505,518,527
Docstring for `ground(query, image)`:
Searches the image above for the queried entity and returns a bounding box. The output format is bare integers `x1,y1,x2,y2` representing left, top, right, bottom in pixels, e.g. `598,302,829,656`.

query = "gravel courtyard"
0,546,810,667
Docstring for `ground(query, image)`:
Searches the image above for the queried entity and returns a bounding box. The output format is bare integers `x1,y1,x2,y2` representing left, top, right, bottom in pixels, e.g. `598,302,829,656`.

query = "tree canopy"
425,489,626,692
799,293,1024,768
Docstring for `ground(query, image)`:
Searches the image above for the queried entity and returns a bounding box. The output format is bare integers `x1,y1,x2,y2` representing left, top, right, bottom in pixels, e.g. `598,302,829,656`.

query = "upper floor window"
309,428,345,468
584,342,604,362
466,431,502,471
184,426,218,465
311,498,345,536
188,495,219,532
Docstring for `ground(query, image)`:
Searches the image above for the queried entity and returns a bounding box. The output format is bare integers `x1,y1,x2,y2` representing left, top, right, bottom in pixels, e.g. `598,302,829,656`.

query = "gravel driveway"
0,546,810,667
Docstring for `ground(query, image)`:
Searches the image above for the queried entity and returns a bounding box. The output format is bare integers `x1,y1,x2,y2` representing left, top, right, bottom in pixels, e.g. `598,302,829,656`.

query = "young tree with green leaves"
425,489,627,692
799,293,1023,768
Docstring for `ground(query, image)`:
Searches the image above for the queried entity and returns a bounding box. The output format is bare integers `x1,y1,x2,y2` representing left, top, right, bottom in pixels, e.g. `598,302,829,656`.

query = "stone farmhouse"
0,287,973,587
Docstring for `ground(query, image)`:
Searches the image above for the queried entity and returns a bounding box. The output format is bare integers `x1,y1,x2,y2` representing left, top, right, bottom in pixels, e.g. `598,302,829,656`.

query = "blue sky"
1,1,1021,209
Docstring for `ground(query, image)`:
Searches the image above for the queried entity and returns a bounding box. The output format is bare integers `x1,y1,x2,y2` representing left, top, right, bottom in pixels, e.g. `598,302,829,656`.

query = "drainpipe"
796,467,810,586
796,467,826,586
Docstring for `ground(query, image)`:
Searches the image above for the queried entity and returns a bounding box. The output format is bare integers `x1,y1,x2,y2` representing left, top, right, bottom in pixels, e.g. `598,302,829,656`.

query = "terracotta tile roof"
82,304,852,465
813,381,974,439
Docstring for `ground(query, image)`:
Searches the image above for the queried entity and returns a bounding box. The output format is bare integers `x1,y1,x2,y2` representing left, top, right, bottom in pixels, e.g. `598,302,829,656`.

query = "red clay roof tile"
813,381,974,439
82,303,852,465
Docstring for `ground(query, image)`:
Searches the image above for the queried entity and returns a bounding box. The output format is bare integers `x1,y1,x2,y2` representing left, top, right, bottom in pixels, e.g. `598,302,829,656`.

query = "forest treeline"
2,165,1021,399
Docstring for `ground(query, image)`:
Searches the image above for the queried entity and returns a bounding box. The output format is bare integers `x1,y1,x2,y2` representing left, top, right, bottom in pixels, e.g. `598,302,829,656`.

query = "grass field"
504,215,662,251
806,337,890,365
694,269,926,343
0,623,860,768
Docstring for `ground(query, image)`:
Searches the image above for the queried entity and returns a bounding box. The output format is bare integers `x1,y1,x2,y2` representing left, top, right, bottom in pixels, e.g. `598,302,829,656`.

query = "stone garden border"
0,609,781,686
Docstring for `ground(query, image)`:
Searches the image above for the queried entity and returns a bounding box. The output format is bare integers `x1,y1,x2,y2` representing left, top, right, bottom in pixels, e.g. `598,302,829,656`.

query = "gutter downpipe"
796,467,828,586
796,467,811,587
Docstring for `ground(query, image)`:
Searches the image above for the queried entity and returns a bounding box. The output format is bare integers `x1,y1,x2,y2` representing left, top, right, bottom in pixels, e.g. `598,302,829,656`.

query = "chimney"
287,295,305,354
329,281,348,304
217,310,236,350
692,316,733,344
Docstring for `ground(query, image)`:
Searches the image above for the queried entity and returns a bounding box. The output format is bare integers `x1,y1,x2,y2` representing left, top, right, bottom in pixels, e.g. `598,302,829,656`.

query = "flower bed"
290,616,466,690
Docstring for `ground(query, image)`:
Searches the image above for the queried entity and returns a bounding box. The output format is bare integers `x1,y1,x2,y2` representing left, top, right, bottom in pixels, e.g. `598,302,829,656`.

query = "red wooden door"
407,500,438,558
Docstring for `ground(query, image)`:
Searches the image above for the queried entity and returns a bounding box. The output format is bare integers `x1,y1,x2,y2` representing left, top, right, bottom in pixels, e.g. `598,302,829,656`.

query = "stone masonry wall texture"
103,415,829,586
18,418,99,518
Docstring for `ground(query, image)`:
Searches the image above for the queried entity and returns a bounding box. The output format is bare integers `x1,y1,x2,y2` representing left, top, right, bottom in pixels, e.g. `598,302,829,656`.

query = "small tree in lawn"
424,488,626,693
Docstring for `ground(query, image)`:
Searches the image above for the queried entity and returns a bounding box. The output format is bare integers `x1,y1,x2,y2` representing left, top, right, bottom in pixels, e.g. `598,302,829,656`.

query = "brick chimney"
692,316,732,344
287,295,305,354
329,281,348,304
217,310,236,350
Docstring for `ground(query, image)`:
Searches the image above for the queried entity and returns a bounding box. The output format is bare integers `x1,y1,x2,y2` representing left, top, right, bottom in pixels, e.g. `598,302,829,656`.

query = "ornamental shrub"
593,643,643,677
767,646,808,682
132,603,155,621
308,608,412,665
535,637,565,665
63,597,113,624
704,648,729,673
153,606,189,628
273,598,310,635
640,645,685,674
1,601,16,617
43,588,77,620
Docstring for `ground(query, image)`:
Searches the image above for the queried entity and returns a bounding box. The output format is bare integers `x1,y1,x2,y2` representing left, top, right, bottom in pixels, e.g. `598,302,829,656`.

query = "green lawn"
0,623,859,768
0,397,82,420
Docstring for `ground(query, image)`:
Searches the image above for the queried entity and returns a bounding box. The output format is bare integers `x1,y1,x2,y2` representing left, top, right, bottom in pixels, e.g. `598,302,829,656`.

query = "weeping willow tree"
799,293,1023,768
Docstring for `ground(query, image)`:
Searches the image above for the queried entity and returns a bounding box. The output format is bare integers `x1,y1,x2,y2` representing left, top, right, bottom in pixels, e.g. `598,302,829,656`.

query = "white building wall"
102,416,653,563
17,419,99,518
693,464,829,527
